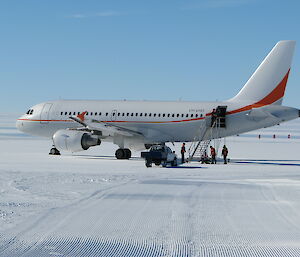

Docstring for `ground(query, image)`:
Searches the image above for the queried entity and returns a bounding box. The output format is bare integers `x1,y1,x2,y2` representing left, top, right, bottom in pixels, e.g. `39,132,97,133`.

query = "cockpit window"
26,109,34,115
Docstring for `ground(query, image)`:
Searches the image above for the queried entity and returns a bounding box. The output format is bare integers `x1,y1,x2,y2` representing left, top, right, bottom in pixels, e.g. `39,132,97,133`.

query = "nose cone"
16,117,25,132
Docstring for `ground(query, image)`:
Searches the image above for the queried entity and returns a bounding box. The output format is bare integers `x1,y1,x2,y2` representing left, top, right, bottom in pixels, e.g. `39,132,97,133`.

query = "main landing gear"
49,147,60,155
115,148,131,159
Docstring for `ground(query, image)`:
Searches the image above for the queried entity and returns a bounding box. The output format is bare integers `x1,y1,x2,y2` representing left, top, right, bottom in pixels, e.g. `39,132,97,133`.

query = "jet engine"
53,130,101,152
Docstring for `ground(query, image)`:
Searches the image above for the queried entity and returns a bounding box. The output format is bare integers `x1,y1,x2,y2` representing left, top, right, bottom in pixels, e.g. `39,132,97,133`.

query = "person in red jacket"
181,143,186,163
210,146,216,164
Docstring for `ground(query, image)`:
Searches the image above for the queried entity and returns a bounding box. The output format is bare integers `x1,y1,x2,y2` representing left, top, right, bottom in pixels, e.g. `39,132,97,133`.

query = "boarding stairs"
187,119,218,162
187,106,227,162
188,139,211,161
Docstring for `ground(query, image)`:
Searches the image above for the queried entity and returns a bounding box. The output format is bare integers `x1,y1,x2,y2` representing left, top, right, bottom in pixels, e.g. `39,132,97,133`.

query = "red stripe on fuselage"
17,117,206,124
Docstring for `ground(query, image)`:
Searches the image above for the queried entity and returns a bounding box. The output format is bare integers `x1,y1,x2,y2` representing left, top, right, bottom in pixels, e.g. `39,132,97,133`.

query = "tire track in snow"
1,177,300,256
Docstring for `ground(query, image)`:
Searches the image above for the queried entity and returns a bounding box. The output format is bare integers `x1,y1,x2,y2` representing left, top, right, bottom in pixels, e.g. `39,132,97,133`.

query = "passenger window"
65,112,67,115
136,113,138,116
196,114,198,117
106,113,108,116
181,114,184,117
167,114,170,117
186,114,189,117
158,114,161,117
95,112,97,116
145,113,147,117
86,112,89,115
61,112,63,115
149,113,152,117
191,114,194,117
172,114,175,117
154,113,156,117
122,113,125,116
113,113,116,116
177,114,179,117
69,112,71,115
131,113,134,116
118,113,120,116
140,113,143,116
127,113,129,116
78,112,80,115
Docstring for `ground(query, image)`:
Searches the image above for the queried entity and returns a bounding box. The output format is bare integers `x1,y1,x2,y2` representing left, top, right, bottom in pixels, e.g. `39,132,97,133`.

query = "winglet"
77,111,87,122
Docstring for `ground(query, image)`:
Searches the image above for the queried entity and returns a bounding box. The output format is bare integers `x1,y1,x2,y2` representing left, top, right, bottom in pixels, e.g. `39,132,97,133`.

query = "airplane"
16,41,299,159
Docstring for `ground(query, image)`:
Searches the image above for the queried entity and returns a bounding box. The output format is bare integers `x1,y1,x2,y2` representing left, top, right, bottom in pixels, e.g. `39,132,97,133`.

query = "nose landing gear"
115,148,132,159
49,147,60,155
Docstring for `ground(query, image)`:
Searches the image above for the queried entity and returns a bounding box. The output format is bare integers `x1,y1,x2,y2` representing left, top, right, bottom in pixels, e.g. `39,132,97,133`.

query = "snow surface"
1,114,300,256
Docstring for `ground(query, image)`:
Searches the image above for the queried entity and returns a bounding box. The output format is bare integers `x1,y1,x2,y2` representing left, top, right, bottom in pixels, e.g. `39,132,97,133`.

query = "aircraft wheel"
124,149,132,159
115,149,125,159
115,149,131,159
49,147,60,155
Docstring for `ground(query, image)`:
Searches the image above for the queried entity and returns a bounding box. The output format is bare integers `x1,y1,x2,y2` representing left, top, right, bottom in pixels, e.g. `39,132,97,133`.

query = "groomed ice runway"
1,114,300,256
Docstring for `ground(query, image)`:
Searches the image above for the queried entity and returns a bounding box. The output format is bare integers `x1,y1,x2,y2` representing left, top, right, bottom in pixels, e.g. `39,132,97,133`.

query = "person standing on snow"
221,145,228,164
181,143,186,163
210,146,216,164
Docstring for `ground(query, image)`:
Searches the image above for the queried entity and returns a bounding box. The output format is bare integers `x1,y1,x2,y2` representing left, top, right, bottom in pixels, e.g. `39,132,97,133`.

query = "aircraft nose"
16,117,25,132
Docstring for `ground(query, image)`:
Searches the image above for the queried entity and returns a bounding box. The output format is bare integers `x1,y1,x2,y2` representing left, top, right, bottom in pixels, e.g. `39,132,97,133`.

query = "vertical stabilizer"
230,41,296,105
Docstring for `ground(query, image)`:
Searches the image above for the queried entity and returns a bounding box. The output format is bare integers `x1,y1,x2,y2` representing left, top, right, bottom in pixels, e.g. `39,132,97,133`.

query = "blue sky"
1,0,300,113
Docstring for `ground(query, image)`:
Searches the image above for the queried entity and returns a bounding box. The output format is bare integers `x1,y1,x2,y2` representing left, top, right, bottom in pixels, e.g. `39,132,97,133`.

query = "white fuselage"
16,99,299,149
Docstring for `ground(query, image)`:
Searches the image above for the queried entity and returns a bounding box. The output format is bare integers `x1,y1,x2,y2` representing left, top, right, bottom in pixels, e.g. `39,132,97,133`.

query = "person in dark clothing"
221,145,228,164
181,143,186,163
210,146,216,164
211,108,217,127
200,151,210,164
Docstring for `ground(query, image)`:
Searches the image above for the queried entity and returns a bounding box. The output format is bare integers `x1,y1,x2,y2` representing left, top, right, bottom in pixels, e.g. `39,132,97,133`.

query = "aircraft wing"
69,116,143,137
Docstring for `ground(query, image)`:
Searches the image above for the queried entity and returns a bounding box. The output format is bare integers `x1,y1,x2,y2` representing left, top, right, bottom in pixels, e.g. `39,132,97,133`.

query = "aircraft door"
111,109,118,121
40,103,53,124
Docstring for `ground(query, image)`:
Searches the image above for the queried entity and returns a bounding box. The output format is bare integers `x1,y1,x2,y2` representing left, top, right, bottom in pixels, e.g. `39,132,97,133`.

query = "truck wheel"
154,161,161,166
171,158,177,167
162,162,167,167
146,161,152,168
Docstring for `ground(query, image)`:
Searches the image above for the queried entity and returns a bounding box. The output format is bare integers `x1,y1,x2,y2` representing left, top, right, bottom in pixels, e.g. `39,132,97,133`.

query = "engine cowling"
53,130,101,152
